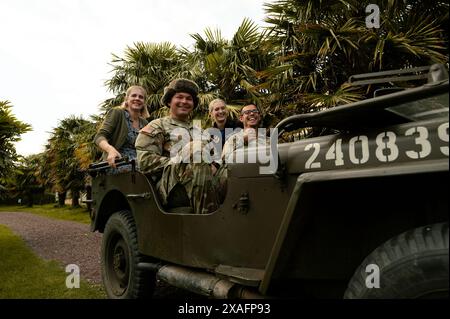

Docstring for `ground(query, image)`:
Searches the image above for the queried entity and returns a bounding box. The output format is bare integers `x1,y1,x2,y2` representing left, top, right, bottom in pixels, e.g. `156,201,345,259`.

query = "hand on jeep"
106,147,121,168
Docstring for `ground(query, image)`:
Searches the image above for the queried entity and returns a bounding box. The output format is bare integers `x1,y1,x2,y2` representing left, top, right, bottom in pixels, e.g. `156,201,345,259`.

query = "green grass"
0,204,91,224
0,224,105,298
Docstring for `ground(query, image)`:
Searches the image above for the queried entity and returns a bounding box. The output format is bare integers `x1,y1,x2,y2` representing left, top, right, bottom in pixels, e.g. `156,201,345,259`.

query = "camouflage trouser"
156,162,226,214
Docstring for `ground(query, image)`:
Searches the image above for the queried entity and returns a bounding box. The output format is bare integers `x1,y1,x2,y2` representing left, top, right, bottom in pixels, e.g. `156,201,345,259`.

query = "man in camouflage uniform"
135,79,219,214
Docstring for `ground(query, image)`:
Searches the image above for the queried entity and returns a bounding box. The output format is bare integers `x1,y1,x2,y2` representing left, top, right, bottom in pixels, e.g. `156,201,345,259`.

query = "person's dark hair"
240,103,261,114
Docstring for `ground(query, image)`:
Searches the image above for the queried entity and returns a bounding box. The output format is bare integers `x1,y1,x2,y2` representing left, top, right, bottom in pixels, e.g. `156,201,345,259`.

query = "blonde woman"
94,85,149,168
208,98,242,147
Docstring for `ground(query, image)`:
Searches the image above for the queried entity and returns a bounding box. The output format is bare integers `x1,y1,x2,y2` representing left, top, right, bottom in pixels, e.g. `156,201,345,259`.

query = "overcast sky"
0,0,268,156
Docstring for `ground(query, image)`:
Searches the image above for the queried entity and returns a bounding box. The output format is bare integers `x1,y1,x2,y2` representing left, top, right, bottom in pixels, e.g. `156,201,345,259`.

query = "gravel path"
0,212,103,285
0,211,201,298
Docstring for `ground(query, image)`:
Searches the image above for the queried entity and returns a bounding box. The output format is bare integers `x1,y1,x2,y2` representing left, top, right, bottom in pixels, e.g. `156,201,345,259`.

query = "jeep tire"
101,210,155,298
344,223,449,299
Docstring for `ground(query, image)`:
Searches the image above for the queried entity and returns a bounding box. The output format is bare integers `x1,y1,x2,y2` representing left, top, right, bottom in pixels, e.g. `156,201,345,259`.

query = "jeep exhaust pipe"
138,263,263,299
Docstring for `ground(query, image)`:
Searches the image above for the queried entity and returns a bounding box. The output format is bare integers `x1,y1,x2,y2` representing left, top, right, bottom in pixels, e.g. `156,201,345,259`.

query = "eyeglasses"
241,109,260,115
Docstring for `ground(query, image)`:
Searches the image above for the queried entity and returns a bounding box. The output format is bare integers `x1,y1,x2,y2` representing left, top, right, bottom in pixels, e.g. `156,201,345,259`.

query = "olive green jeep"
88,64,449,299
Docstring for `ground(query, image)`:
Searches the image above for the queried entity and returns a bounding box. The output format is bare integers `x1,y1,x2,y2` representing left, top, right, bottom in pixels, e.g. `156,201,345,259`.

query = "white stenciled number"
325,139,344,166
305,143,321,169
438,122,449,156
405,126,431,159
349,135,369,164
375,131,399,162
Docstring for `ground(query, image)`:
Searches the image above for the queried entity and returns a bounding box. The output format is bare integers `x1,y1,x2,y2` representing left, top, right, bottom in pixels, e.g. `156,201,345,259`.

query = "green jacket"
94,107,148,161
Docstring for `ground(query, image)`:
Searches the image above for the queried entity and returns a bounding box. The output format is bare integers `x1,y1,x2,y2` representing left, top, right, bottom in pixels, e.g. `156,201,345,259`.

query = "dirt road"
0,211,199,298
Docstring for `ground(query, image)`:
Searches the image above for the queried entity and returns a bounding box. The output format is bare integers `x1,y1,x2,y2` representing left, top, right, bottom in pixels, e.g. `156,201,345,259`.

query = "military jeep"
89,64,449,299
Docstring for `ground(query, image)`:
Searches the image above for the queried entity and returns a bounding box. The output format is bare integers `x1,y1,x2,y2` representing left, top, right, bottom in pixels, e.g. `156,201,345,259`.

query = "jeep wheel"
101,210,155,298
344,223,449,299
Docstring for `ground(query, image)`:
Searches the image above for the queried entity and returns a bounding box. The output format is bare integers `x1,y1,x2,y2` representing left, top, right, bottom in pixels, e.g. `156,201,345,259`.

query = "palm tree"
103,19,275,126
100,1,448,131
103,42,184,120
12,155,44,207
262,0,449,122
45,116,94,207
362,0,448,70
0,100,31,193
187,19,274,109
73,114,102,168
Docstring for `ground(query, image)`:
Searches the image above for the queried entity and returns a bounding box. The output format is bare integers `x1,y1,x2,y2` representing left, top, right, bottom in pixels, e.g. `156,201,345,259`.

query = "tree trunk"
25,192,33,207
71,189,80,207
58,191,66,207
85,185,92,212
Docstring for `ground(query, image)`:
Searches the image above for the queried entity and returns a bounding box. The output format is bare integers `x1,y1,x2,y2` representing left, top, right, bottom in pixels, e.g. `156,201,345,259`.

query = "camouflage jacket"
135,116,196,175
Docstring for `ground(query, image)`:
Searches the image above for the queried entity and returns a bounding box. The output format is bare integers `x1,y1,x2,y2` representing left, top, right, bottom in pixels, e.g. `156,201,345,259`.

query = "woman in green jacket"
94,85,149,168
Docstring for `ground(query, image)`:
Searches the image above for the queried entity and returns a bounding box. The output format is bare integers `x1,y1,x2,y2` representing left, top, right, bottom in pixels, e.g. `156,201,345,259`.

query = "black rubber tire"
344,222,449,299
101,210,155,299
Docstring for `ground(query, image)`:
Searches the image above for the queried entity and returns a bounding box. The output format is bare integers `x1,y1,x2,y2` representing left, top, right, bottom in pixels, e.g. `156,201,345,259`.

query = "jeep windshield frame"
275,78,449,135
276,64,449,136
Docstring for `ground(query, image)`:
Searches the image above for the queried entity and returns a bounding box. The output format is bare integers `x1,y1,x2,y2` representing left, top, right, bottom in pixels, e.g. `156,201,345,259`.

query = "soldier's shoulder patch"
139,124,154,135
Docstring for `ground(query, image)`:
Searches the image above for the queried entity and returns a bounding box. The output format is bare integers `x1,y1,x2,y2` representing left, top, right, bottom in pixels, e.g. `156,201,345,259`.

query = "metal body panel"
260,159,448,294
93,166,290,271
283,118,449,174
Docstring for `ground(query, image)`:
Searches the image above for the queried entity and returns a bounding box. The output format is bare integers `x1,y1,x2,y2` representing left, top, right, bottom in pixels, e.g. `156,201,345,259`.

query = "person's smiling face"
169,92,194,121
239,104,260,129
125,87,145,112
211,101,228,124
